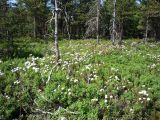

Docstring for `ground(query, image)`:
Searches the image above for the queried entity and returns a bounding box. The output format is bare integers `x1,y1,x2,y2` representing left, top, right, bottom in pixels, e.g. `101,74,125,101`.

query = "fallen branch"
33,106,79,116
54,107,79,115
46,63,59,84
62,108,79,115
35,109,54,115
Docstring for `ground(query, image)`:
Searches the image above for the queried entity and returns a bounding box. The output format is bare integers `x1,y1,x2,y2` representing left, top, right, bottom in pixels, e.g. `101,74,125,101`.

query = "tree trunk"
60,12,64,37
33,16,36,38
64,7,71,40
112,0,116,45
96,0,100,44
54,0,60,63
144,17,149,43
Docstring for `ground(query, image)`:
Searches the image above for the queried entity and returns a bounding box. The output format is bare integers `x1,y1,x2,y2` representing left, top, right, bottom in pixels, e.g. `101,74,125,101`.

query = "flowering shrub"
0,39,160,119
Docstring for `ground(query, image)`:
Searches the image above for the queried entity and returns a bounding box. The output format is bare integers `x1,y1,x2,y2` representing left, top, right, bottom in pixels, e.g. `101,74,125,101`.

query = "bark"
144,17,149,43
33,16,36,38
112,0,116,45
54,0,60,63
64,6,71,40
96,0,100,44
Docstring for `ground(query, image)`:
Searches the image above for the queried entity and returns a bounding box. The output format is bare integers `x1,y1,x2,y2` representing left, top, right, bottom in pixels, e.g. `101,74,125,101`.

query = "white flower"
115,76,120,80
68,89,71,91
25,61,31,69
85,64,92,70
74,79,78,83
93,75,98,79
32,67,39,73
111,67,118,72
66,76,69,80
91,98,98,102
0,60,2,63
109,76,112,79
68,92,71,95
90,78,94,81
150,64,156,69
61,87,65,90
100,89,104,92
138,90,148,96
104,100,107,103
14,80,20,85
38,89,42,92
105,95,108,99
142,85,145,88
125,90,128,93
110,95,113,99
130,109,134,113
5,95,10,99
147,98,151,101
11,67,21,73
25,61,36,69
139,98,142,101
0,70,4,76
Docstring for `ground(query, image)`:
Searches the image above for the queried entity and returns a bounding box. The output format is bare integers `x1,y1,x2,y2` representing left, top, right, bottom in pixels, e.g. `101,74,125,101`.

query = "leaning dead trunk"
64,6,71,40
112,0,116,45
54,0,60,63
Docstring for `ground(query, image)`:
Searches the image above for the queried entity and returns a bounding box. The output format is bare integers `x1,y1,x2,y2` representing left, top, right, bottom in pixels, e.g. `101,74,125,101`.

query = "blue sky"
9,0,16,3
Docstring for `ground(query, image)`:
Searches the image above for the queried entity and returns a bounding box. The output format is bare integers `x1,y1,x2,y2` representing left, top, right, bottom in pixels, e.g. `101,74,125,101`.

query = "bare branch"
35,109,54,115
46,63,59,84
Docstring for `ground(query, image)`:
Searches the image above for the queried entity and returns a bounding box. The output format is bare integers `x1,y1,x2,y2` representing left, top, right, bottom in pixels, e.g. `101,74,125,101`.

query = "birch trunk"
144,17,149,43
112,0,116,45
96,0,100,44
54,0,60,63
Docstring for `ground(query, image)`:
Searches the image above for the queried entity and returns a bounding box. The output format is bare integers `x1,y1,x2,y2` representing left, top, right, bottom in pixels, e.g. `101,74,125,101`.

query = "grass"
0,37,160,119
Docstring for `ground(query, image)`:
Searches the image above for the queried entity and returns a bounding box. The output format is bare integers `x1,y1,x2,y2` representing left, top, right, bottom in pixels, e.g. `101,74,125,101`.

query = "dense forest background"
0,0,160,41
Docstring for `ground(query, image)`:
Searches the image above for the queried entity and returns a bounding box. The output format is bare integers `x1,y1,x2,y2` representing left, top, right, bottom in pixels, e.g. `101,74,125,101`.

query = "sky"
9,0,16,4
10,0,16,2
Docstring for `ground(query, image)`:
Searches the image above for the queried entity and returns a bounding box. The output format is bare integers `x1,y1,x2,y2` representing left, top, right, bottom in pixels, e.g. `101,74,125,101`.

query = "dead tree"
96,0,100,44
112,0,117,45
54,0,60,63
144,17,149,43
85,0,100,43
58,1,72,40
64,6,71,40
85,17,97,37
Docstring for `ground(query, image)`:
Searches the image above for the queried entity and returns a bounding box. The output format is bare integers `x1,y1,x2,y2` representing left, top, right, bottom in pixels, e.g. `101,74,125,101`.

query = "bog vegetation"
1,38,160,119
0,0,160,120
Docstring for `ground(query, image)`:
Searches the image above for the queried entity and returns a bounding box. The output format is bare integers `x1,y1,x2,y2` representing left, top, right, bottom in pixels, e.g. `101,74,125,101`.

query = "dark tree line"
0,0,160,41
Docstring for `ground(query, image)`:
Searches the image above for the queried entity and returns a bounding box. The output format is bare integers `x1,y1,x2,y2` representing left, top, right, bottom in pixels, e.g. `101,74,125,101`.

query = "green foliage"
1,39,160,119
